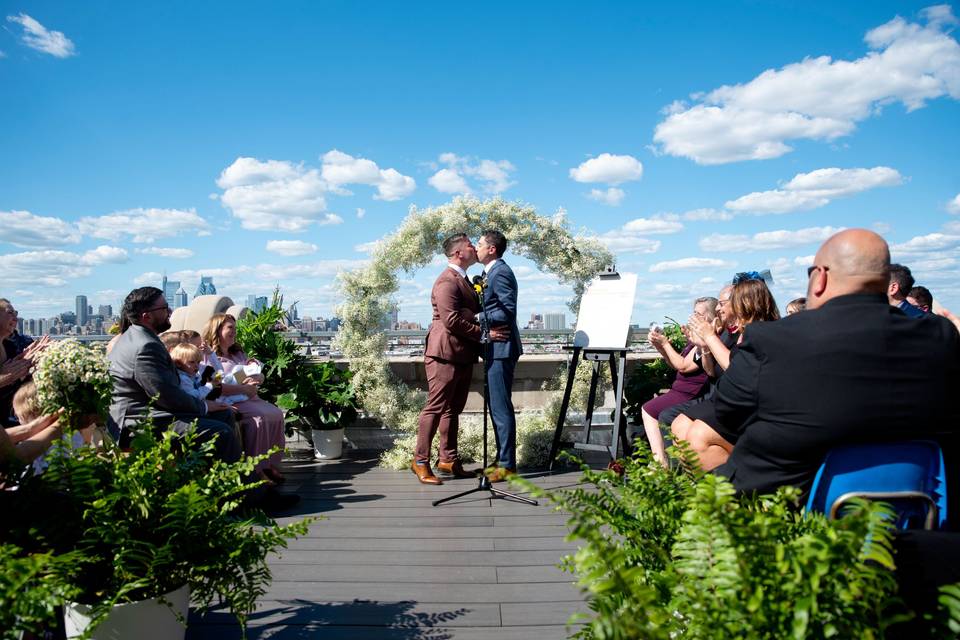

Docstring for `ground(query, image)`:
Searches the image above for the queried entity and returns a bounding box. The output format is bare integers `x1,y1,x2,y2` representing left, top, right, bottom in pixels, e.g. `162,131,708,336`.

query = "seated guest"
107,287,241,463
170,342,218,401
0,299,50,425
105,316,130,355
11,381,97,474
786,297,806,315
712,229,960,498
887,263,925,317
202,313,286,484
640,298,714,466
907,285,932,314
1,411,64,473
671,277,780,470
160,330,188,351
657,285,737,428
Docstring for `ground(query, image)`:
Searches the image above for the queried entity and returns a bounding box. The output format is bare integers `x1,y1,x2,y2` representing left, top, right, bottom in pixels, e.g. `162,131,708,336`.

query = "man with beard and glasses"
107,287,241,463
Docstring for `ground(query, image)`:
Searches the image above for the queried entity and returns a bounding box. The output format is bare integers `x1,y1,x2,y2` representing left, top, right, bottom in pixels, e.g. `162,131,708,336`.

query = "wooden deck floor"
187,445,589,639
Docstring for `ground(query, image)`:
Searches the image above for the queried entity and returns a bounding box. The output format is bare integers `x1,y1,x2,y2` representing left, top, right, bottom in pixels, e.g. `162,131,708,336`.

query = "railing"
40,328,656,356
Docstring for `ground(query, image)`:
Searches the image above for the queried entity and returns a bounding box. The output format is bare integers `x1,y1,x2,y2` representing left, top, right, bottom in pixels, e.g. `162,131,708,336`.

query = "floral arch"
335,197,613,465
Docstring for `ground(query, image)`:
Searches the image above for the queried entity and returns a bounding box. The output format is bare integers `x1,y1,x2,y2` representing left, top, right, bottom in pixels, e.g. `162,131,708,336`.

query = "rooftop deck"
187,442,589,639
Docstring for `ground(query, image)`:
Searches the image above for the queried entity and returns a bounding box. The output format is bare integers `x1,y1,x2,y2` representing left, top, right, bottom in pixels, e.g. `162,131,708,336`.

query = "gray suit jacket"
107,324,206,437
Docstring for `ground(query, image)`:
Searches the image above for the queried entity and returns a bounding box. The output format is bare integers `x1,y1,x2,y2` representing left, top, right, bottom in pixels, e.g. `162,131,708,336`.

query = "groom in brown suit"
412,233,506,484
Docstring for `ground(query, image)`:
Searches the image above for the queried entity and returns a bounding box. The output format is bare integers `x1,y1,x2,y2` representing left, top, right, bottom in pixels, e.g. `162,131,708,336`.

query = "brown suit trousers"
415,268,481,463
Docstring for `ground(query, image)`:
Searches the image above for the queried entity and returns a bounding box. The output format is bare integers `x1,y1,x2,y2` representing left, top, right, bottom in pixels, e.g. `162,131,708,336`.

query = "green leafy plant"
276,361,360,430
238,289,360,432
0,544,85,640
513,445,959,639
235,288,307,405
1,425,311,637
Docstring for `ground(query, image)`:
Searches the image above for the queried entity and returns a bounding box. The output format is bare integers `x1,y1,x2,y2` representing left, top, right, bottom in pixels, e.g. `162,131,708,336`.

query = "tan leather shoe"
411,461,443,485
436,460,478,479
485,466,516,483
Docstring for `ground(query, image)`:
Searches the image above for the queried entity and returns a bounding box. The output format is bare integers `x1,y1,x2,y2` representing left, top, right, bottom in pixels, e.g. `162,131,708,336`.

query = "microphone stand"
433,276,537,507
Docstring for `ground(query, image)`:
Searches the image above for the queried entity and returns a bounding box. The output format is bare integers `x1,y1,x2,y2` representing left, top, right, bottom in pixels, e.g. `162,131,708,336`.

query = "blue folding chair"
805,440,948,530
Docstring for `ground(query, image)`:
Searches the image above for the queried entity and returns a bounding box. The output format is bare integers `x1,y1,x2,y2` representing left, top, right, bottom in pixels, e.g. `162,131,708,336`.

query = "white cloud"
78,208,212,243
569,153,643,185
726,167,903,214
216,157,338,231
594,217,679,254
794,255,816,266
356,208,366,219
135,259,367,296
947,193,960,214
266,240,318,256
0,210,81,248
6,13,75,58
682,208,734,221
622,217,684,234
0,245,128,287
596,235,661,255
653,8,960,164
700,225,843,252
84,245,129,264
321,150,416,201
587,187,626,206
428,153,516,194
650,257,733,272
890,232,960,256
135,247,195,259
428,168,471,194
353,240,380,254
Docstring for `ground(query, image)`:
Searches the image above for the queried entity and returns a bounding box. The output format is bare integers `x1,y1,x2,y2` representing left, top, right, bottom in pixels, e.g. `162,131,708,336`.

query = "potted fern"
276,362,359,460
2,427,309,639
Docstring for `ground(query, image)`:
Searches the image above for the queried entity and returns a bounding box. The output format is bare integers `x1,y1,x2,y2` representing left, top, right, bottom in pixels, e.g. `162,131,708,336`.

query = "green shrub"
515,446,959,639
1,427,311,637
238,289,360,432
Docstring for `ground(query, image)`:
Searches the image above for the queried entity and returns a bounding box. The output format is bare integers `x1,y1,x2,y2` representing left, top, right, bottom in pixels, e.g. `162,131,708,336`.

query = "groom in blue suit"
475,230,523,481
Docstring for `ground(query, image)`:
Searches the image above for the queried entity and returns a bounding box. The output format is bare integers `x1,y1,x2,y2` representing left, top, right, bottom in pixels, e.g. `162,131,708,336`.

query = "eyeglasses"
144,304,171,314
806,265,829,278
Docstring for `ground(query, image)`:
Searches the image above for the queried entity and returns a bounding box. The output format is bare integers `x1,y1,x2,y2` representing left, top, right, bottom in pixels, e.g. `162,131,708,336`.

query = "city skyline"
2,2,959,326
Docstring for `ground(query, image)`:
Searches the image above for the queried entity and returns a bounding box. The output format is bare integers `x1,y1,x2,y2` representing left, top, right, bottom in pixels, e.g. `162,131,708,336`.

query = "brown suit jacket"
424,267,482,363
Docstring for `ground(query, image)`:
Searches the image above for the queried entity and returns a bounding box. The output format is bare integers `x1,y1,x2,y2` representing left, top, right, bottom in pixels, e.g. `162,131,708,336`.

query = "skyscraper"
98,304,113,318
544,313,566,330
162,274,181,307
195,276,216,297
174,287,188,308
76,295,88,327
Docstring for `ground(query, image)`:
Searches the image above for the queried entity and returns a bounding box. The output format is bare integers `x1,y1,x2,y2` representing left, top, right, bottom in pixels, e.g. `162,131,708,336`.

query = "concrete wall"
384,353,659,411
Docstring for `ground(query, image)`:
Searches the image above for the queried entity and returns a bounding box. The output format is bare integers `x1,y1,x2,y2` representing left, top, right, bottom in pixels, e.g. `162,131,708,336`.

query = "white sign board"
573,273,638,349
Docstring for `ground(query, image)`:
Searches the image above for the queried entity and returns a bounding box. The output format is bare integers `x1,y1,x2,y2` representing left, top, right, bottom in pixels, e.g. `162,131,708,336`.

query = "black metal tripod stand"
433,281,537,508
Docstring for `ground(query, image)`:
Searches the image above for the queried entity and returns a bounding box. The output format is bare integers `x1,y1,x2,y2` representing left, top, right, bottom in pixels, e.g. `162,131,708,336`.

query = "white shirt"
483,259,499,274
448,263,467,278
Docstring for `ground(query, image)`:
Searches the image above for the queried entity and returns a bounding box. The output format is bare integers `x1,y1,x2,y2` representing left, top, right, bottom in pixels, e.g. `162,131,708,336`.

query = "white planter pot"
312,427,345,459
64,584,189,640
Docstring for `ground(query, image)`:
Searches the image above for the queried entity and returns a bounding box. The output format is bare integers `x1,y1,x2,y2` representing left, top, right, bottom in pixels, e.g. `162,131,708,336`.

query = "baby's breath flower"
336,197,611,467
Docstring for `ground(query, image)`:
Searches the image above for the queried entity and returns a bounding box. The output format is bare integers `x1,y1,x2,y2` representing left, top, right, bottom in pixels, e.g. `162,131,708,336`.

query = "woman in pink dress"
202,313,286,484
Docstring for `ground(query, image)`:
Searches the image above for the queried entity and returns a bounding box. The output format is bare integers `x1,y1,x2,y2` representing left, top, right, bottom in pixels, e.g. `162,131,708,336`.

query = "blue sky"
2,1,959,326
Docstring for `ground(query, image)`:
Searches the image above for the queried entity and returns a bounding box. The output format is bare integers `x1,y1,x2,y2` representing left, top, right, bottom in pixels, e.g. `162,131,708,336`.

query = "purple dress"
209,348,285,471
641,344,709,420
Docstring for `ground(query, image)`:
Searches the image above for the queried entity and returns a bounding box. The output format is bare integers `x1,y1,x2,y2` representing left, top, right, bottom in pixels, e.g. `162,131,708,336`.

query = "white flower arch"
335,197,613,444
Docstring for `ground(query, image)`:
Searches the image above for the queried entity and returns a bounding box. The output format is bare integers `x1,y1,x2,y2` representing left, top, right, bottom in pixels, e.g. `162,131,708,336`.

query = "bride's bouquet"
33,339,113,431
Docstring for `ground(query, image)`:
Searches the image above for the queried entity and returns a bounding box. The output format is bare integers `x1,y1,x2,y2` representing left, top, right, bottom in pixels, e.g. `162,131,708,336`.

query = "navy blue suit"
477,260,523,468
